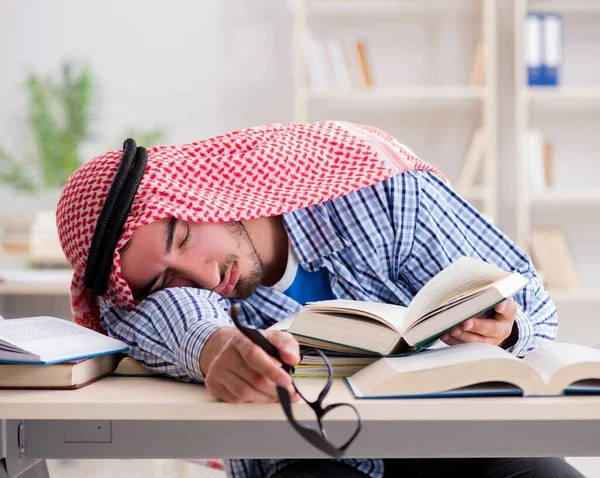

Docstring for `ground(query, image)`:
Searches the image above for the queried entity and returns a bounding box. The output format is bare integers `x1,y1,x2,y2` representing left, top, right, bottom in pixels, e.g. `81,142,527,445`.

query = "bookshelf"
293,0,499,222
514,0,600,304
0,283,70,296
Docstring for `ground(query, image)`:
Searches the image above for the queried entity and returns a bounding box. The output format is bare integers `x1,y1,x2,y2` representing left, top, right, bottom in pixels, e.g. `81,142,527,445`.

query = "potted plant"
0,61,165,264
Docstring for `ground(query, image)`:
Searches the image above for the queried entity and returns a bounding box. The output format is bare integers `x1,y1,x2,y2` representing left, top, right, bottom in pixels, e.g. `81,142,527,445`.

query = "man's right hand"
200,327,301,403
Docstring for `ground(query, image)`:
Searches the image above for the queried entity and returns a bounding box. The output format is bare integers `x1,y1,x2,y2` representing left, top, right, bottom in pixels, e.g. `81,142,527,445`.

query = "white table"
2,375,600,468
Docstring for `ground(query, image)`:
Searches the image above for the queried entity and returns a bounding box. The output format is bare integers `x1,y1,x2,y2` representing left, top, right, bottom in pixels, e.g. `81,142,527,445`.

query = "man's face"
120,217,264,300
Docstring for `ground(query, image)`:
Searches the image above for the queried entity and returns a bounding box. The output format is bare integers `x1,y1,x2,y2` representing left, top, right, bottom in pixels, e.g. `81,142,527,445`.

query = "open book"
345,342,600,398
273,256,529,355
0,316,128,364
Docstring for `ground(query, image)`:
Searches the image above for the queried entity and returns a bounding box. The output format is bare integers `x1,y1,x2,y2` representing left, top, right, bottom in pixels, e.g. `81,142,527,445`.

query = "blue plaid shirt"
100,171,557,478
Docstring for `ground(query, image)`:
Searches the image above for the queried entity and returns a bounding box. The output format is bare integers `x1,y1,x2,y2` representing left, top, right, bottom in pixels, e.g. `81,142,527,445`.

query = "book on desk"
0,315,129,389
345,342,600,399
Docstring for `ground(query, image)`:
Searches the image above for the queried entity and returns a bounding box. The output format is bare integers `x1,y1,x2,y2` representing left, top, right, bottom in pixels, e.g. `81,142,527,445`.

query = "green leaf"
125,127,167,149
27,73,61,187
0,146,37,192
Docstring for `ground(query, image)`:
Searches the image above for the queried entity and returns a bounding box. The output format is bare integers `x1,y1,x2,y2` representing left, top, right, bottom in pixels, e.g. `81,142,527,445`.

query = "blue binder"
540,13,562,86
526,12,562,87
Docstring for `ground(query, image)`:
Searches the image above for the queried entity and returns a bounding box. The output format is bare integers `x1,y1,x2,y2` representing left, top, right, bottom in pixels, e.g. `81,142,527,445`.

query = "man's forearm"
199,327,237,376
100,288,235,382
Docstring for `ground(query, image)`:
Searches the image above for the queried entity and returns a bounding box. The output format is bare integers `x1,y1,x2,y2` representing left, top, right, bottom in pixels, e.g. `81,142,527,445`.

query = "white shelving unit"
0,283,70,296
293,0,498,222
514,0,600,305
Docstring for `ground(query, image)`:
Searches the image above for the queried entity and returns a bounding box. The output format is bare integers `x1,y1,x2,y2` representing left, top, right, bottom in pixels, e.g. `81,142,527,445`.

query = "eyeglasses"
229,303,362,458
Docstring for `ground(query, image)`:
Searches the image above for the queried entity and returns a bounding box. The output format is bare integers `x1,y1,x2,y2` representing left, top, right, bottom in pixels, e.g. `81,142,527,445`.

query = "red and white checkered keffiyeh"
56,121,445,333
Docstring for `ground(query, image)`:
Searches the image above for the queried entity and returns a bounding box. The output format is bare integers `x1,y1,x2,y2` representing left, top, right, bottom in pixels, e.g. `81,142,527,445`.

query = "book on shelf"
530,227,581,290
29,210,69,266
270,256,529,356
355,40,373,88
346,341,600,399
304,34,373,90
341,35,367,89
1,215,32,256
543,140,553,189
469,39,485,86
0,316,128,364
0,212,68,266
304,33,334,90
455,126,486,193
325,36,352,90
526,129,551,192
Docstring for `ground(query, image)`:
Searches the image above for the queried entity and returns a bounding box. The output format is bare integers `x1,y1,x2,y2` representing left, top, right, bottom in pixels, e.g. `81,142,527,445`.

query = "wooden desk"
2,376,600,462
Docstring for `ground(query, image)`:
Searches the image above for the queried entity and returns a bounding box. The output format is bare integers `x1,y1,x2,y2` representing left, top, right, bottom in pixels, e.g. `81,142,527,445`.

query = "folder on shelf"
469,39,485,86
541,13,562,86
325,36,352,90
525,13,543,86
526,129,546,192
525,12,562,87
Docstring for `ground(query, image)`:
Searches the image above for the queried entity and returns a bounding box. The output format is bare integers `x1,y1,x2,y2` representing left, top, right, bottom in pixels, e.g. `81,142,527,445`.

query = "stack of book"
293,351,378,378
1,212,69,267
0,216,32,257
271,256,531,377
0,315,130,389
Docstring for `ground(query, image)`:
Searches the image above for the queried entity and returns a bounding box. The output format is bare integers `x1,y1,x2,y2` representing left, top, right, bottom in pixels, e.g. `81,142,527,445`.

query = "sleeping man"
56,121,582,478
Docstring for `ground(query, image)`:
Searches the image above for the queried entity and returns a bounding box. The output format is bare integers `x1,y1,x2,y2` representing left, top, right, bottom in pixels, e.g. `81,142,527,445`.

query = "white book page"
523,343,600,386
385,342,517,373
406,257,510,325
0,317,127,362
304,299,409,332
268,314,295,331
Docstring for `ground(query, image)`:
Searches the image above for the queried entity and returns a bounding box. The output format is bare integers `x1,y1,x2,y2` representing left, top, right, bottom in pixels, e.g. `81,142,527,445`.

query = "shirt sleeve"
397,171,557,357
99,287,234,383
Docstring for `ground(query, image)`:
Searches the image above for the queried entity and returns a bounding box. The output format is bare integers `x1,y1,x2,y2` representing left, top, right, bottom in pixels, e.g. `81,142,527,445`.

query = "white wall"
0,0,525,318
0,0,596,299
1,0,224,213
1,0,516,227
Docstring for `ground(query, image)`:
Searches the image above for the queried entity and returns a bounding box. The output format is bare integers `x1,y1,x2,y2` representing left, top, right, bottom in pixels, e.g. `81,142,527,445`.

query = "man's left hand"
440,299,518,347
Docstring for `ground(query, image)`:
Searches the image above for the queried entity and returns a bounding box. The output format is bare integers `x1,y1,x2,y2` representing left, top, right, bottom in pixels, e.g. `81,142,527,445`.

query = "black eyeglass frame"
229,304,362,459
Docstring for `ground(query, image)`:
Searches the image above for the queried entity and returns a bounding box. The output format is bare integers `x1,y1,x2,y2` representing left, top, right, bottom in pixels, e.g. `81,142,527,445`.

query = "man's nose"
173,257,221,291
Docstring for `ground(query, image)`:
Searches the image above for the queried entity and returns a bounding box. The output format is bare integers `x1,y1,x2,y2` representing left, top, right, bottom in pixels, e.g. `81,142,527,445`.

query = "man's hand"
440,299,518,348
201,327,301,404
